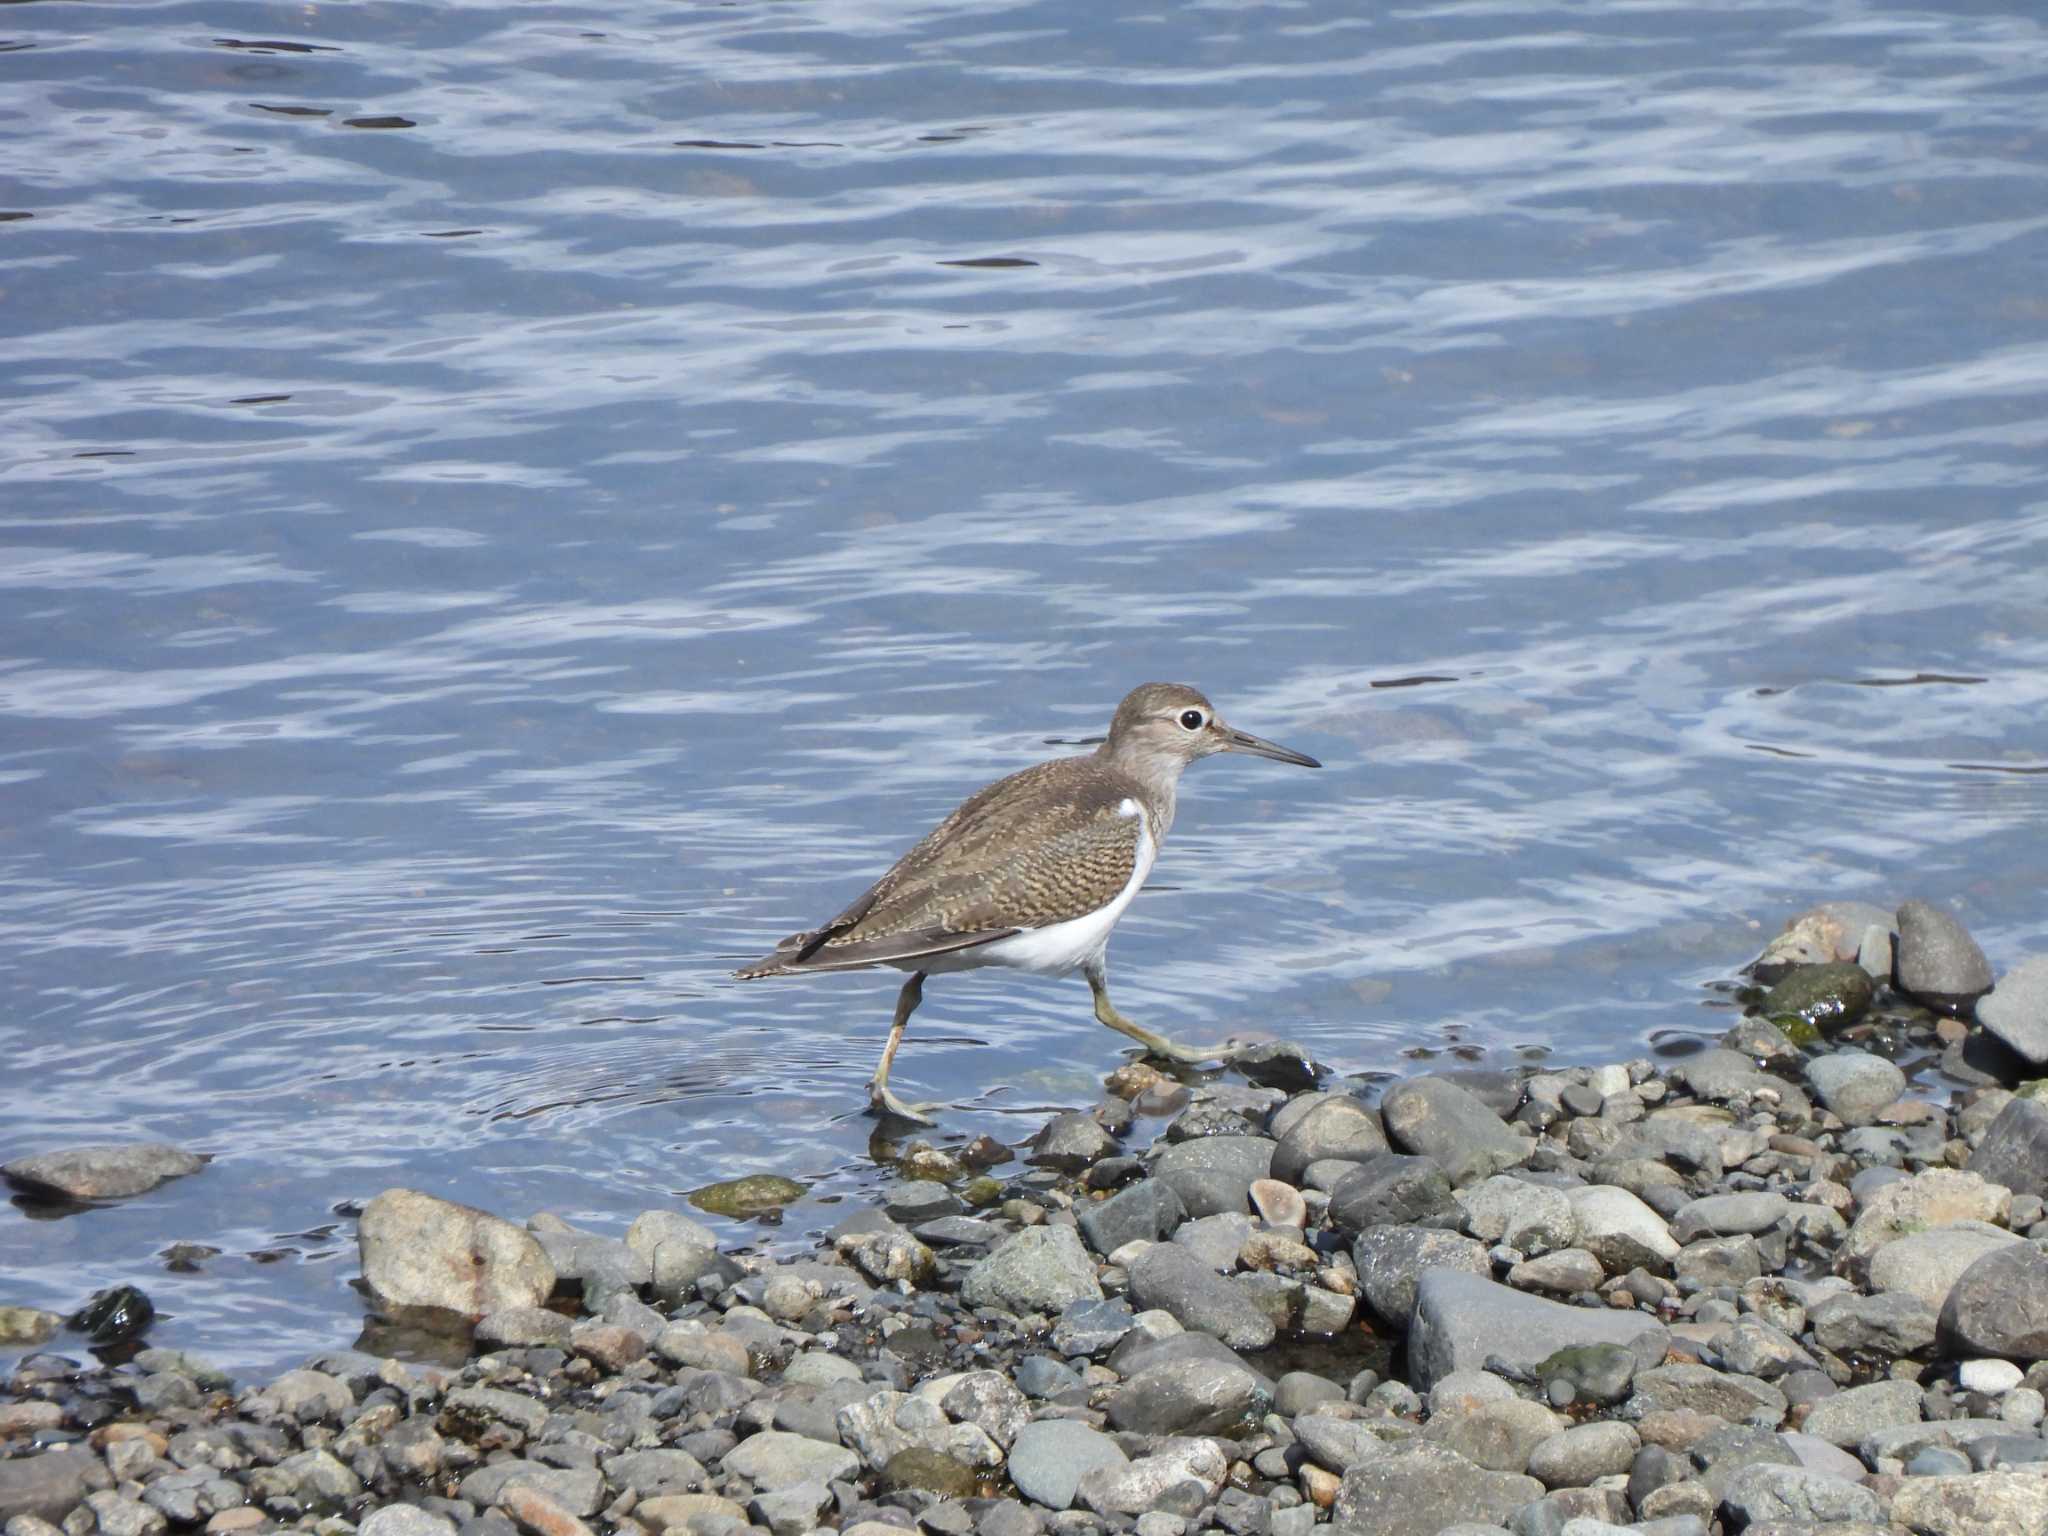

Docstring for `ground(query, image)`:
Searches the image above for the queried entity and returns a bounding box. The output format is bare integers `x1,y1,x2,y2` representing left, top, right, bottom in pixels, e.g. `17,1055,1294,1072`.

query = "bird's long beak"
1217,723,1321,768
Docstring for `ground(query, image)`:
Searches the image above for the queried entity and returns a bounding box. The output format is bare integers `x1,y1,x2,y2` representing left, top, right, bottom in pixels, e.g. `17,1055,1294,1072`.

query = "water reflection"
0,0,2043,1374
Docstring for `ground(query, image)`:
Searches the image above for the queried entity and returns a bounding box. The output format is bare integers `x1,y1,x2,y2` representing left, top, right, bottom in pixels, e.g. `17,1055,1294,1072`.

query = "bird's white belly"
914,801,1156,978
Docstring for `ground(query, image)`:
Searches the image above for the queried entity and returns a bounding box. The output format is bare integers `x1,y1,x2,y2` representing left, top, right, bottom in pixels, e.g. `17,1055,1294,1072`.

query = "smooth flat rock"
960,1225,1102,1315
1979,957,2048,1064
1350,1225,1489,1326
3,1143,203,1201
1076,1437,1227,1518
1627,1364,1788,1429
1126,1241,1276,1350
1805,1051,1907,1126
1105,1356,1264,1436
358,1188,555,1319
1331,1442,1542,1534
1007,1421,1127,1511
1895,898,1994,1014
1669,1192,1788,1244
1800,1378,1924,1447
1380,1078,1527,1186
1868,1223,2025,1313
1456,1175,1575,1254
1406,1270,1669,1393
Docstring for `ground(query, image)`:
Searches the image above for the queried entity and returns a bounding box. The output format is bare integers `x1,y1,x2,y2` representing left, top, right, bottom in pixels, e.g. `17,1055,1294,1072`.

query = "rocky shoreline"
7,896,2048,1536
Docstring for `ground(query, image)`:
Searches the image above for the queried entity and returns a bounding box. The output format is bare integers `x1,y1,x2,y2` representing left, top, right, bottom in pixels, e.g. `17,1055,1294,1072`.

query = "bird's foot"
1128,1030,1242,1066
867,1081,942,1127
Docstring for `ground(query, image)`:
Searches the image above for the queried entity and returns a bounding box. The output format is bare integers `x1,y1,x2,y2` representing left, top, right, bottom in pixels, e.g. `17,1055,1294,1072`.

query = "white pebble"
1958,1359,2025,1395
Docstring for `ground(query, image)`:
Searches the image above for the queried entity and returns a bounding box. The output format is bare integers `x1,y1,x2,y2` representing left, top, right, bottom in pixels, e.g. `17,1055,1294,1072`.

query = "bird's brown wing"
734,758,1145,977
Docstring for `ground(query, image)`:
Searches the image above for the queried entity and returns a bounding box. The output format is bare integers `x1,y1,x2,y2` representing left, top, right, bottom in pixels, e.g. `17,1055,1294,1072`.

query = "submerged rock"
687,1173,807,1217
357,1188,555,1319
2,1143,204,1202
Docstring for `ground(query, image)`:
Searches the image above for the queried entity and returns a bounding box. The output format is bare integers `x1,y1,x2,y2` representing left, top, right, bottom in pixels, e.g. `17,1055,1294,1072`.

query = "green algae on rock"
1761,961,1874,1036
687,1173,807,1217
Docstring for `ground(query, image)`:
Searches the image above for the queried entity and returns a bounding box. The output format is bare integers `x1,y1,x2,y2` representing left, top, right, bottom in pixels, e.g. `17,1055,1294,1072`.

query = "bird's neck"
1096,743,1183,843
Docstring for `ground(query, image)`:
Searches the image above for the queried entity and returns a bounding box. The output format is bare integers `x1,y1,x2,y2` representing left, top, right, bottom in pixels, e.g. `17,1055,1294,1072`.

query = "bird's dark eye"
1179,709,1205,730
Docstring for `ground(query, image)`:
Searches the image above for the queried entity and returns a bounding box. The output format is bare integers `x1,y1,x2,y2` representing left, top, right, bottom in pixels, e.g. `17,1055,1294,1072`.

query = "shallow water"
1,0,2044,1375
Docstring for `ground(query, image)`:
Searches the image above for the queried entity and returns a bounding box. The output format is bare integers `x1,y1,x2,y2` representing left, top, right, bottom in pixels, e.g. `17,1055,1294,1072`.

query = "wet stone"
1076,1179,1187,1257
1895,898,1995,1014
1979,956,2048,1065
1051,1298,1134,1357
1232,1041,1319,1092
1761,962,1875,1035
687,1174,806,1218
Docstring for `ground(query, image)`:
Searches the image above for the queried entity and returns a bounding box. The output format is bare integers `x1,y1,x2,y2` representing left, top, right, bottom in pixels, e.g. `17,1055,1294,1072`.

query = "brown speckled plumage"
735,759,1148,975
733,683,1321,1121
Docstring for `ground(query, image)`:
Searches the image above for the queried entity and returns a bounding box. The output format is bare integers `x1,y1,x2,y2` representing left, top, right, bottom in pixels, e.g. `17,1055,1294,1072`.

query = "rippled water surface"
3,0,2045,1373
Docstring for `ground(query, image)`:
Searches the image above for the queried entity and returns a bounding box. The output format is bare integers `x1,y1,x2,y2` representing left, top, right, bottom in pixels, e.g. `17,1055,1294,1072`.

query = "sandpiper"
735,682,1321,1124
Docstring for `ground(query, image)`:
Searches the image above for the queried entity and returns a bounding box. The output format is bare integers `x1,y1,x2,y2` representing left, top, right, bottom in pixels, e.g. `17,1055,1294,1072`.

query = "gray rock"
1708,1318,1816,1380
604,1449,708,1497
1942,1242,2048,1361
1422,1398,1561,1474
1271,1097,1388,1186
1808,1291,1938,1358
1979,957,2048,1065
927,1370,1029,1451
1274,1371,1347,1417
1626,1364,1787,1428
1800,1378,1924,1447
1077,1179,1186,1257
1051,1298,1135,1357
1457,1176,1575,1254
1719,1462,1883,1528
459,1462,603,1516
1172,1211,1256,1272
1666,1049,1812,1118
835,1390,1002,1472
1524,1421,1639,1488
441,1385,550,1439
881,1183,964,1223
1669,1192,1789,1244
474,1306,575,1350
722,1430,860,1490
358,1188,555,1319
1106,1357,1264,1436
1869,1223,2025,1313
1,1143,203,1201
1076,1438,1227,1518
1029,1112,1117,1172
358,1509,458,1536
1566,1185,1679,1273
81,1494,164,1536
1968,1097,2048,1201
1294,1413,1394,1475
0,1449,109,1525
1380,1078,1528,1186
1126,1242,1276,1350
748,1479,833,1536
1895,898,1994,1014
1108,1329,1274,1396
960,1225,1103,1315
1152,1136,1274,1218
1406,1270,1668,1393
1006,1420,1126,1511
1890,1468,2048,1535
1351,1225,1490,1326
1805,1050,1908,1127
1676,1234,1762,1291
1327,1155,1459,1232
1331,1442,1541,1532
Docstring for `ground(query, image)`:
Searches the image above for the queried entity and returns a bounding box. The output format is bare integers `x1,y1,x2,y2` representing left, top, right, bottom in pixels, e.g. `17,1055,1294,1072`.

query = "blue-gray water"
2,0,2044,1374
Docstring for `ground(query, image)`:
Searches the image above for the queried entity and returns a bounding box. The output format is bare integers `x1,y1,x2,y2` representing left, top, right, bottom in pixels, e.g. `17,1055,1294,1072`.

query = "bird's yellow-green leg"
868,971,942,1125
1085,956,1238,1065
